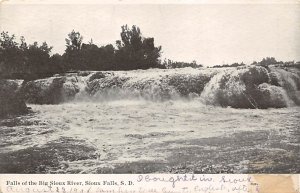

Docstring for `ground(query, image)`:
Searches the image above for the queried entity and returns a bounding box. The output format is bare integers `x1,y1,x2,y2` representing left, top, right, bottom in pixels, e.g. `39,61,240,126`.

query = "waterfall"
20,66,300,109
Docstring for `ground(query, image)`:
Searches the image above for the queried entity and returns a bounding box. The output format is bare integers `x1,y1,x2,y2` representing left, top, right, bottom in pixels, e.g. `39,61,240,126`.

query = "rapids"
0,66,299,173
1,100,299,173
20,66,300,109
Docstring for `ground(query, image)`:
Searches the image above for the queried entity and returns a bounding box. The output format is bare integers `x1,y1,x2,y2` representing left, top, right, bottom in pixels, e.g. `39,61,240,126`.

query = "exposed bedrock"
18,66,300,109
21,75,80,104
0,79,29,117
200,66,300,108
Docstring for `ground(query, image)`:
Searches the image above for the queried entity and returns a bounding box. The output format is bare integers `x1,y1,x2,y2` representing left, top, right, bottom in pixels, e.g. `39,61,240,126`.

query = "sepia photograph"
0,0,299,174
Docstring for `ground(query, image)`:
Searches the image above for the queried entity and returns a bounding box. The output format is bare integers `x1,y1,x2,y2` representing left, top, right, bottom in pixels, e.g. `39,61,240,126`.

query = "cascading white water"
21,66,300,109
1,66,300,174
199,66,300,108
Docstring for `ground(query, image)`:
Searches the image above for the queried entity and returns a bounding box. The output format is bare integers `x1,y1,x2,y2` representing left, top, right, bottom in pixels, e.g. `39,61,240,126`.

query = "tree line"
211,57,300,68
163,59,203,69
1,25,299,81
0,25,164,80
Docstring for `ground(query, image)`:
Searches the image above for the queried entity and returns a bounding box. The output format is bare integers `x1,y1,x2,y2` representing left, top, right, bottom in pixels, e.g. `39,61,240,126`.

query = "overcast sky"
0,2,299,66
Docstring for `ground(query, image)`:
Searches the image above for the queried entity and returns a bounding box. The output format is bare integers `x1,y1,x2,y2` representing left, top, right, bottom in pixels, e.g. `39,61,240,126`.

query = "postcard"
0,0,299,192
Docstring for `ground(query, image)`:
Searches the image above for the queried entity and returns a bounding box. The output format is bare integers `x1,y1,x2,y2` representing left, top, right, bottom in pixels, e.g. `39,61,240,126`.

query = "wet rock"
88,72,106,81
256,83,289,108
168,73,212,96
21,76,79,104
201,66,300,109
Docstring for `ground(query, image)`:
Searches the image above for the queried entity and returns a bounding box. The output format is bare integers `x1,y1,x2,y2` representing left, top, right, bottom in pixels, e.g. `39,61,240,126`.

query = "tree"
49,53,64,72
0,31,18,49
63,30,84,70
20,36,28,51
258,57,277,67
0,31,55,79
115,25,162,70
65,30,83,51
0,32,24,75
142,37,162,69
25,41,53,76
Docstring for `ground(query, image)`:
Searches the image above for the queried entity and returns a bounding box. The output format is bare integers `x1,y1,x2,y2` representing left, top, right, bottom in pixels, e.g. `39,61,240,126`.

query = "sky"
0,2,299,66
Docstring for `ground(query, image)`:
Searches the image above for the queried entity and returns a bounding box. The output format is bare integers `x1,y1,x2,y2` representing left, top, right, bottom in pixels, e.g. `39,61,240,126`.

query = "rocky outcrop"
200,66,300,108
21,76,80,104
0,80,29,117
16,66,300,109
